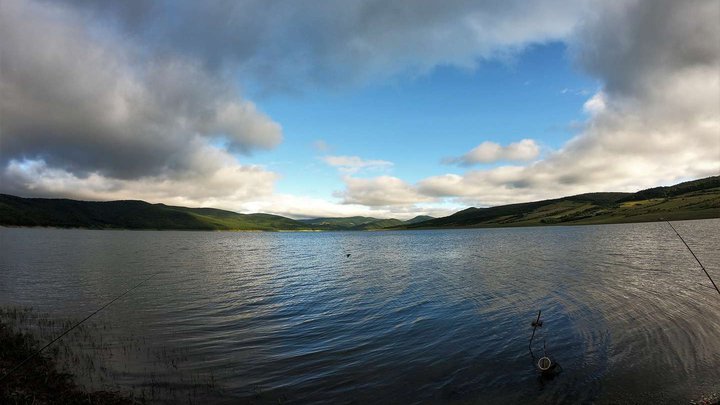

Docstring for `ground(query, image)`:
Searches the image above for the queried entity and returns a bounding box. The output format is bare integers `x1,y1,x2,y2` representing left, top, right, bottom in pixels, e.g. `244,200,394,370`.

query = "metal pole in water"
529,309,542,353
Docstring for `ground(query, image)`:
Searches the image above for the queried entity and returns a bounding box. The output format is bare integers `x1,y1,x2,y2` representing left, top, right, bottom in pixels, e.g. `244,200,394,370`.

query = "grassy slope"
403,176,720,229
0,195,312,231
297,216,379,230
404,215,435,225
302,215,435,230
350,218,405,230
0,195,430,231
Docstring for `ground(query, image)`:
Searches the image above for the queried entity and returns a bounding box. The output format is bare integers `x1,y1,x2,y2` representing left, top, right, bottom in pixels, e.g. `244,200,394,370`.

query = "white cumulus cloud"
337,176,434,206
444,139,541,166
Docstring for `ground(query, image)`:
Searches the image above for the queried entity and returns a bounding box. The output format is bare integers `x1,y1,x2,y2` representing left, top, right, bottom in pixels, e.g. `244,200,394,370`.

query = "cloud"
1,0,717,218
337,176,434,206
560,87,592,96
47,0,593,91
239,193,454,220
0,0,281,206
339,0,720,208
1,147,278,208
322,155,393,174
6,0,586,213
443,139,540,166
582,91,606,115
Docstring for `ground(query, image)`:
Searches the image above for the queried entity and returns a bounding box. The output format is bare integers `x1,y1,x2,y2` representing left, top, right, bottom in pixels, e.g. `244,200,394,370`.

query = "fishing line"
667,221,720,296
0,271,161,384
529,309,542,353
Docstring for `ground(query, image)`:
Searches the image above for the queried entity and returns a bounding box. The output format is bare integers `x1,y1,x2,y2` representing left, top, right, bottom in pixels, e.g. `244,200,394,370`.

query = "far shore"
1,215,718,233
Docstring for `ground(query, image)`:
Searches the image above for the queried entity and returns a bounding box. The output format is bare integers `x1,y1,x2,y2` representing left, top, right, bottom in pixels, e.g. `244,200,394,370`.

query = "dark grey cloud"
573,0,720,97
0,0,282,181
44,0,591,91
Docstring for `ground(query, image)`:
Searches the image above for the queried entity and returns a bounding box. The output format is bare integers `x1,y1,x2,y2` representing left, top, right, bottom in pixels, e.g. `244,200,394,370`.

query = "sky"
1,0,718,219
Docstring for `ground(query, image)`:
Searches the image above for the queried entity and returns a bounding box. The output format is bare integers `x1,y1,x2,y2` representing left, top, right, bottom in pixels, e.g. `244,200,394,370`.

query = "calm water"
1,220,719,404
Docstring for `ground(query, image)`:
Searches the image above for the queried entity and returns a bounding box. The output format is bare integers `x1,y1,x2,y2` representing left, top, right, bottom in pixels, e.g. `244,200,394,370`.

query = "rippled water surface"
1,220,719,403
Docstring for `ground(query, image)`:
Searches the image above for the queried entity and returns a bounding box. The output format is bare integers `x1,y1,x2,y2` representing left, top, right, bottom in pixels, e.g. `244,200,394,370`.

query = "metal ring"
538,356,552,371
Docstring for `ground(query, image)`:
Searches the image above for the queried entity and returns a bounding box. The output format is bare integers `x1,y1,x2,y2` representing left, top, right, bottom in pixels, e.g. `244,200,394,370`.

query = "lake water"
1,220,719,404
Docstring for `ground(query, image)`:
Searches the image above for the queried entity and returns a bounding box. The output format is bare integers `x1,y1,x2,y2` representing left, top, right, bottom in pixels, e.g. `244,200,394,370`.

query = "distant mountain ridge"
399,176,719,229
0,196,435,231
0,195,309,231
1,176,717,231
297,216,379,229
298,215,435,230
403,215,435,225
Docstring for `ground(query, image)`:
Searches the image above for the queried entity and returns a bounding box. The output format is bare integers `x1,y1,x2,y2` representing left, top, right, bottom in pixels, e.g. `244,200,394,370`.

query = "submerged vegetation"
0,307,219,404
0,176,718,231
0,308,135,404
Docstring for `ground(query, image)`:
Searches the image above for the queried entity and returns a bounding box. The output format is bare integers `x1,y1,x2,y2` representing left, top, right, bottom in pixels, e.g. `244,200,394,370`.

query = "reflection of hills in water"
0,219,719,403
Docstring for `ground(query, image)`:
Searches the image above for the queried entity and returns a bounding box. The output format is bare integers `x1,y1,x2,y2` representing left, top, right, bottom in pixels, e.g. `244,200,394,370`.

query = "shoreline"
1,215,718,233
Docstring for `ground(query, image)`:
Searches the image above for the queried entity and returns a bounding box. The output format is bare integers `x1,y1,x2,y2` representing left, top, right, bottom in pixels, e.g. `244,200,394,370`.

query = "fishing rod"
0,271,161,384
667,221,720,296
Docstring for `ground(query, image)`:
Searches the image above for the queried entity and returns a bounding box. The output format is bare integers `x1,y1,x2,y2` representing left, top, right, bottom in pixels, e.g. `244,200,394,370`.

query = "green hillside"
404,215,435,225
297,216,379,230
350,218,405,230
299,215,435,230
402,176,720,229
0,195,434,231
0,195,313,231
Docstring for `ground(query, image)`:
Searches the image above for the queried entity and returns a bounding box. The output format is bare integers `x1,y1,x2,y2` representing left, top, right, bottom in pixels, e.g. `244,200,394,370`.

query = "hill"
300,215,435,230
404,215,435,225
350,218,405,230
297,216,379,230
0,196,435,231
0,195,313,231
402,176,720,229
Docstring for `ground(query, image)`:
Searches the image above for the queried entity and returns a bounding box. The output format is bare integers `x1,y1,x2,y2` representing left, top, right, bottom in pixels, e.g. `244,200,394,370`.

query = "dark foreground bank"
0,320,135,405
